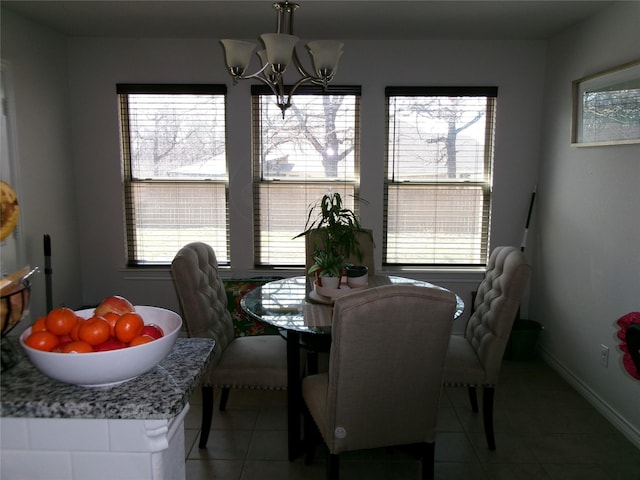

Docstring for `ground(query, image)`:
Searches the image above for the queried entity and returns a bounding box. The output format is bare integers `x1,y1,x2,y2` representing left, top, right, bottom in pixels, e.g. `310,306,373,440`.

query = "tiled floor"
183,358,640,480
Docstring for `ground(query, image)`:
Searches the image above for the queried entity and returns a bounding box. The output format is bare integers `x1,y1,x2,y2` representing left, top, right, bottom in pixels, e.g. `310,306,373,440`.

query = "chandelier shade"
306,40,344,78
219,39,255,76
219,1,344,117
259,33,299,73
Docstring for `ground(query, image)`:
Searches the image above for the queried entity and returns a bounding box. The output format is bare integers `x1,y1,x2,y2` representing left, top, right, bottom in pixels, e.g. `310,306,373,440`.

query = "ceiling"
2,1,614,41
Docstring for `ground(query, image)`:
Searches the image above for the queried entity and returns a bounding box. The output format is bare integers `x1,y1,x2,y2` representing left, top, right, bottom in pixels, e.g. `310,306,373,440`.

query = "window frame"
251,85,362,268
384,86,498,268
117,83,228,266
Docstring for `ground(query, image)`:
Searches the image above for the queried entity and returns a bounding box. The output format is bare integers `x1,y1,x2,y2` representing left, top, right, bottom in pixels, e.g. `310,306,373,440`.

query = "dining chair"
302,284,457,480
444,245,531,450
170,242,288,448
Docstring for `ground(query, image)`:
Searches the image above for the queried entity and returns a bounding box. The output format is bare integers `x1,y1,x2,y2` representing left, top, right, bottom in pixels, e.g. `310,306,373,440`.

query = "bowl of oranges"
19,296,182,387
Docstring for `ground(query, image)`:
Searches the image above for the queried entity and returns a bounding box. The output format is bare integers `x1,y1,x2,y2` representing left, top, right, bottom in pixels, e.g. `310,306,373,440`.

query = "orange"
115,312,144,344
45,307,78,336
103,311,120,337
31,316,48,333
70,318,84,342
78,316,111,346
129,335,154,347
61,340,94,354
25,331,60,352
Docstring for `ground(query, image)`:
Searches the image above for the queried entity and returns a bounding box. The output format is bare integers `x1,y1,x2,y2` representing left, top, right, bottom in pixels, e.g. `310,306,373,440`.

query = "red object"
142,324,164,339
94,295,135,317
617,312,640,380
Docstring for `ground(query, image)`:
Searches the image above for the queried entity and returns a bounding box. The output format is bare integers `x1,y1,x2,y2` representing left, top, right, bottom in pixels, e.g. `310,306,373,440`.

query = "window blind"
118,84,229,265
251,86,361,267
384,87,497,266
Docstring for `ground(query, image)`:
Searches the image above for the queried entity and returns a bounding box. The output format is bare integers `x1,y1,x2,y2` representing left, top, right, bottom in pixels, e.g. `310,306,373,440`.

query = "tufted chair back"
170,242,288,449
464,247,531,385
171,242,234,370
463,246,532,384
444,245,531,450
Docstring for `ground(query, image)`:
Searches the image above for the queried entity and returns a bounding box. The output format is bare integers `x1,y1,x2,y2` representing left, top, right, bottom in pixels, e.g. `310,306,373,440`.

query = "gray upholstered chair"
302,284,457,480
444,246,531,450
170,242,288,448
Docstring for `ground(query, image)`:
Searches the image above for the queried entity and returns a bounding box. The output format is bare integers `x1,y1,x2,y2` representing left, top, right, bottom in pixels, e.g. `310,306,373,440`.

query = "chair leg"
303,407,319,465
482,386,496,450
219,387,230,411
420,442,435,480
467,386,479,413
327,453,339,480
199,385,214,449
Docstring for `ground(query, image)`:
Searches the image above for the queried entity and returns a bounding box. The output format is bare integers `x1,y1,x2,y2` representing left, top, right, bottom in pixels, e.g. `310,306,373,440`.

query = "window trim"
251,85,362,267
384,86,497,268
118,83,228,267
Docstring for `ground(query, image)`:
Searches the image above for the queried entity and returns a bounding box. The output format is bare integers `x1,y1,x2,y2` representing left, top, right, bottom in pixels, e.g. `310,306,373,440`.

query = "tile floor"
183,357,640,480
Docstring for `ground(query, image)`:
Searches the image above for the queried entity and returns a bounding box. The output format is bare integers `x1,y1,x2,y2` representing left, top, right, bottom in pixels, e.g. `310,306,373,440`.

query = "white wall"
63,36,545,328
532,1,640,446
0,10,83,322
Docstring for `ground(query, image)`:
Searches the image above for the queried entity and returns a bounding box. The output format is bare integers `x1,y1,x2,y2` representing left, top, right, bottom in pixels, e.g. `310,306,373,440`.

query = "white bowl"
19,305,182,387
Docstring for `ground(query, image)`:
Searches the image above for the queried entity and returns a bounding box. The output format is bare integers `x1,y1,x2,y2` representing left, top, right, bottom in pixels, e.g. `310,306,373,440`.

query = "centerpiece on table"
294,192,372,292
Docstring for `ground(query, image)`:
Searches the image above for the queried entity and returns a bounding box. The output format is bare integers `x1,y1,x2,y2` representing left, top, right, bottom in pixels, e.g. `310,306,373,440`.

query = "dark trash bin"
505,319,543,361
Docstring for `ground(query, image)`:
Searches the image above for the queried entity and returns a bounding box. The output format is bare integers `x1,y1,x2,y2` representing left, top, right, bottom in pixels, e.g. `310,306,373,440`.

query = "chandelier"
220,2,344,118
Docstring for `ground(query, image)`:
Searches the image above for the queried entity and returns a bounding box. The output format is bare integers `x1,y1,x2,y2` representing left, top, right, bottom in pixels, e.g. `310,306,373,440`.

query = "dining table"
240,274,465,461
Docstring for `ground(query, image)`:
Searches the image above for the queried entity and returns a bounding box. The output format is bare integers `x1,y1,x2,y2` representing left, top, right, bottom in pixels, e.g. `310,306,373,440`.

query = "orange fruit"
70,318,84,342
45,307,78,336
31,316,48,333
25,331,60,352
61,341,94,354
115,312,144,344
78,316,111,346
103,311,120,337
129,335,154,347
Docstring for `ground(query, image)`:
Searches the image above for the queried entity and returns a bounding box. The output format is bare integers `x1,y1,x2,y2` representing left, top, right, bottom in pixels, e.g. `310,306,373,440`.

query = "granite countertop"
0,338,214,420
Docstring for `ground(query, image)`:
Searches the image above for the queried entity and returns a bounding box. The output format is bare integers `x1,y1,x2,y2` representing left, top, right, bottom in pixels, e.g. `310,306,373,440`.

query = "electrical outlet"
600,344,609,367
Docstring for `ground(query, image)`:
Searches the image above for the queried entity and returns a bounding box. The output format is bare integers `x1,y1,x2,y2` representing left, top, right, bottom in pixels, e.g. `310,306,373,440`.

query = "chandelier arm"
234,62,271,81
284,74,318,107
245,73,284,102
290,47,318,82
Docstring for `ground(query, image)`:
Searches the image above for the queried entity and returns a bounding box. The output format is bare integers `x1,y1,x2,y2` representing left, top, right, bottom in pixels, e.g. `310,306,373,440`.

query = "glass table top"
240,275,465,335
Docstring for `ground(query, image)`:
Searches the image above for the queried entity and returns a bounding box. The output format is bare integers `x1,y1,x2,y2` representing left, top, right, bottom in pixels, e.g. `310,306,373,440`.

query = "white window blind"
252,86,361,266
385,87,497,266
118,84,229,265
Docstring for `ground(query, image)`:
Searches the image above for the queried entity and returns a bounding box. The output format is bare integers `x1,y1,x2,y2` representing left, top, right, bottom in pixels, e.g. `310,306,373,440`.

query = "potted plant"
294,192,371,287
307,249,343,289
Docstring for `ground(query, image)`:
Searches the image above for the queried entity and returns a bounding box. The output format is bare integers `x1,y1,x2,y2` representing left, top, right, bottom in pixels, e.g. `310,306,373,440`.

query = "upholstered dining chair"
170,242,288,448
302,284,457,480
444,246,531,451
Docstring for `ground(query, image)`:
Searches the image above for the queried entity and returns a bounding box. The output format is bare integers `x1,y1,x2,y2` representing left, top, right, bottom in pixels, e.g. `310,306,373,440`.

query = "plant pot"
345,265,368,287
320,275,341,290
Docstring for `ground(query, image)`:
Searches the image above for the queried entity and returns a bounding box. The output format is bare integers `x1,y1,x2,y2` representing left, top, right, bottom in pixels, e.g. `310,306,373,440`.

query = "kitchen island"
0,337,214,480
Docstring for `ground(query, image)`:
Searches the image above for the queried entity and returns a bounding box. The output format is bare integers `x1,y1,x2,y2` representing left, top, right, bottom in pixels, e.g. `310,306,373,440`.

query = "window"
118,84,228,265
252,85,361,266
572,60,640,145
385,87,497,266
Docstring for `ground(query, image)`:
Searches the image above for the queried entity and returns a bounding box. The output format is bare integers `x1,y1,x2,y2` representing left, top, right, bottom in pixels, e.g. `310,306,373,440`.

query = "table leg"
287,330,301,461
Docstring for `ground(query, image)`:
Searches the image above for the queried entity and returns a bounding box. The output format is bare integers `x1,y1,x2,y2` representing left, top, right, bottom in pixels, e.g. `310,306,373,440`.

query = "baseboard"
538,345,640,450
